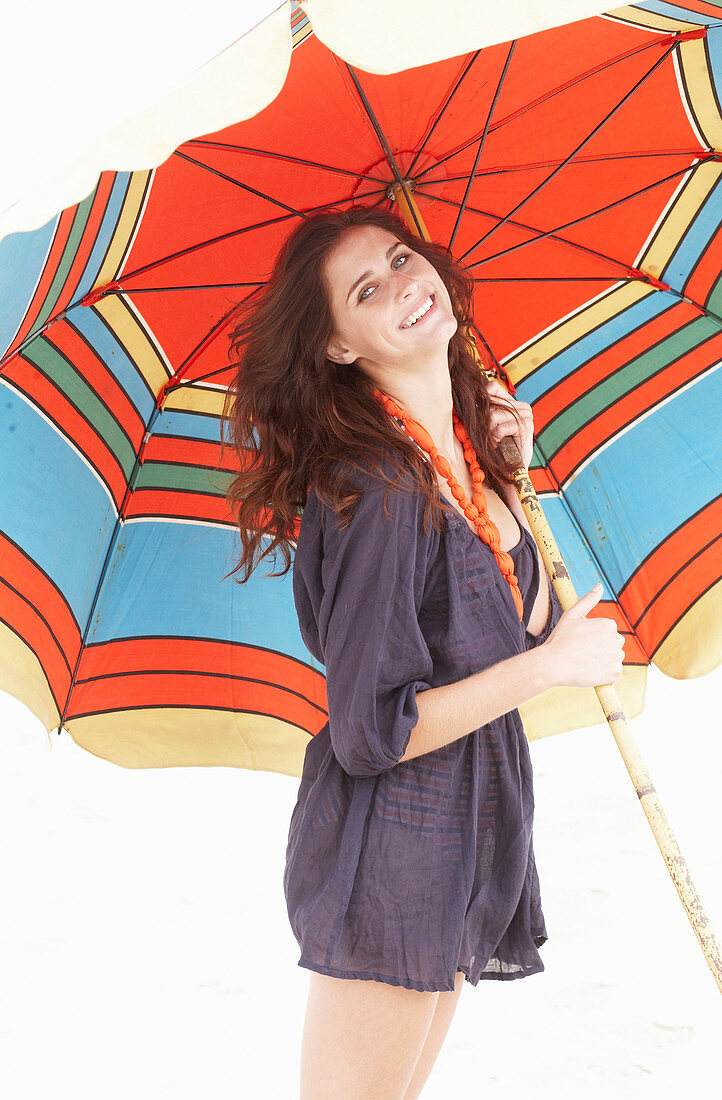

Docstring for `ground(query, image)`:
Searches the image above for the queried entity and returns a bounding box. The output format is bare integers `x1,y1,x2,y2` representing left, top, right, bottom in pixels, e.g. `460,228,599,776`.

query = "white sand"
1,665,720,1098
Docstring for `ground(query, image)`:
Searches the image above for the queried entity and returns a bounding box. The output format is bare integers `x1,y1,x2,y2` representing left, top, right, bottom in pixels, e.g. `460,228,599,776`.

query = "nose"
396,272,421,301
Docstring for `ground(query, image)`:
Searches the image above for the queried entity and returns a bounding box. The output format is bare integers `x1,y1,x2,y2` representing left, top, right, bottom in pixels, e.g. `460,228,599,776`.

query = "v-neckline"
438,489,524,554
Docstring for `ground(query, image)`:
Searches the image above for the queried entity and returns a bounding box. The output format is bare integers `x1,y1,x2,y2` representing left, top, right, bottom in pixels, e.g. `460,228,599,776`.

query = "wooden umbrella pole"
497,435,722,996
391,180,722,992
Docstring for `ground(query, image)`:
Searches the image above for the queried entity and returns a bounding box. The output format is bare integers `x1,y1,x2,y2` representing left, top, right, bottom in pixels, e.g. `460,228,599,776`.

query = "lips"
399,292,435,329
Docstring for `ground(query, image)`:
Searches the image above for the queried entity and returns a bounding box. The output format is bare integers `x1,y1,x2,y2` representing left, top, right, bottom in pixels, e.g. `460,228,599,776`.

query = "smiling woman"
221,205,524,583
221,204,624,1099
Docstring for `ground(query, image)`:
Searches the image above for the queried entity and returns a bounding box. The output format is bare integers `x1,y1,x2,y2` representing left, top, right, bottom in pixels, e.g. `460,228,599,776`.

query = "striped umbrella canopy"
1,0,720,777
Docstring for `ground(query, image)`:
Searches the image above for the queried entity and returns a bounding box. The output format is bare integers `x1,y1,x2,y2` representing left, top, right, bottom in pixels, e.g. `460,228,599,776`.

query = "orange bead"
373,392,524,622
411,422,435,452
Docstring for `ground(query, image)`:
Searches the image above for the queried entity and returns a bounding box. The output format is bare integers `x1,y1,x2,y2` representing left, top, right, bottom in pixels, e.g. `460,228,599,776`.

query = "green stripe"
23,338,136,478
537,314,720,454
35,187,98,331
134,462,233,496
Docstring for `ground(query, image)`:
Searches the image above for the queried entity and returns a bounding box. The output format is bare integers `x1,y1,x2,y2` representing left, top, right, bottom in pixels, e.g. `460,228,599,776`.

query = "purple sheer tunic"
284,457,564,993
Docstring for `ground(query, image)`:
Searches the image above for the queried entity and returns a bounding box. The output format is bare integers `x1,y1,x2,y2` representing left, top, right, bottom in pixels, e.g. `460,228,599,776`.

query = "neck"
374,362,461,462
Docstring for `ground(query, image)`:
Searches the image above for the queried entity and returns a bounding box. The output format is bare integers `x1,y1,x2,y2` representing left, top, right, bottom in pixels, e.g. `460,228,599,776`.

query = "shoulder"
312,449,431,532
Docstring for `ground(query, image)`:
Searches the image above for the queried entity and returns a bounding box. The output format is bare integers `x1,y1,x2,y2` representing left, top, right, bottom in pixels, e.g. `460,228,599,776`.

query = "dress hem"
297,950,546,993
297,955,458,993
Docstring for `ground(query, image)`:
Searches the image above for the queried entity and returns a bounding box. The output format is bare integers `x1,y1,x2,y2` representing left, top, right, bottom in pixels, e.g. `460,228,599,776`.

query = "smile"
400,294,435,329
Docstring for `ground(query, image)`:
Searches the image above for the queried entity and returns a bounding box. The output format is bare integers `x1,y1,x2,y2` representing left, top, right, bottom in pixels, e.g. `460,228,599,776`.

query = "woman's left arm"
485,378,552,638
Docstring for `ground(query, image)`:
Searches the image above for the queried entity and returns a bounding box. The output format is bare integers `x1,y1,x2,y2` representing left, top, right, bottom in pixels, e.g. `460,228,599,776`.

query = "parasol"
1,0,719,775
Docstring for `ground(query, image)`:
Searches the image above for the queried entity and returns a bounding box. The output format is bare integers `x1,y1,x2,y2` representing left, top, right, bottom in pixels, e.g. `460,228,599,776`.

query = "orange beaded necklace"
373,388,524,621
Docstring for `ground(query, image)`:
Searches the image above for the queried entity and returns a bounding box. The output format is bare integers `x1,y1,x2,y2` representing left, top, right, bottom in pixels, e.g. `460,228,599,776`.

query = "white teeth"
401,295,433,328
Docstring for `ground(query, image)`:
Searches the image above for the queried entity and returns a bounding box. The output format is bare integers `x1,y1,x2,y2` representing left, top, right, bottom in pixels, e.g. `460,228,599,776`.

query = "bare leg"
299,971,440,1100
402,970,465,1100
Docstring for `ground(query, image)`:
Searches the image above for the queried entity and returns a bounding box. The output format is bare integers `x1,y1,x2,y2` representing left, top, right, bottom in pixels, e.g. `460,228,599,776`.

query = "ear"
326,337,355,365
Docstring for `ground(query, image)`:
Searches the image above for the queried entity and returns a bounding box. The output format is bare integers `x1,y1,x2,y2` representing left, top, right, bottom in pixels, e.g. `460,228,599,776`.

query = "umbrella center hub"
352,150,450,207
385,178,417,201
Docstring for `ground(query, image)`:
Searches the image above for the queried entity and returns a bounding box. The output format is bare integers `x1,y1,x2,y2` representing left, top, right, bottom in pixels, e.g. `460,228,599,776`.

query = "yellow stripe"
0,624,61,732
654,578,722,677
678,37,722,150
95,293,171,398
641,160,722,279
163,385,227,415
291,19,314,48
65,705,309,776
505,282,654,382
96,169,153,290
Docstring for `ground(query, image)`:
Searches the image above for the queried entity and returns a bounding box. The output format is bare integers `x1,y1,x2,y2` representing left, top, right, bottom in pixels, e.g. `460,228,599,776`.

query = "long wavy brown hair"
221,204,523,583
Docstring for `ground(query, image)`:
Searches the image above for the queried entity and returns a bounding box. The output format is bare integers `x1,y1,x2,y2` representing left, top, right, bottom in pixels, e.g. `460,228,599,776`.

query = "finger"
489,407,531,430
489,416,521,437
573,583,603,616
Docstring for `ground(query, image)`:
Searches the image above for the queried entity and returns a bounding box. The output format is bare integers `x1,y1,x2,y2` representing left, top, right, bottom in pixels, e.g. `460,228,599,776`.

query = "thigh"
402,969,465,1100
300,971,440,1100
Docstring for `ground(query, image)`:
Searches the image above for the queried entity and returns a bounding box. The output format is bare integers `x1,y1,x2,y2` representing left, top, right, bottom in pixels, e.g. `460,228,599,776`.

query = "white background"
0,0,284,219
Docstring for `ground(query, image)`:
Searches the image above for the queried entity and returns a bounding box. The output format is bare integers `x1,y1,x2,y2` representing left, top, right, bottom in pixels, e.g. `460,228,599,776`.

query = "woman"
223,205,624,1099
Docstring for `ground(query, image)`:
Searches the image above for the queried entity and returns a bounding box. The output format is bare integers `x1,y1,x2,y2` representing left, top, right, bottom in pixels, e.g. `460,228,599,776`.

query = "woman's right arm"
399,583,624,764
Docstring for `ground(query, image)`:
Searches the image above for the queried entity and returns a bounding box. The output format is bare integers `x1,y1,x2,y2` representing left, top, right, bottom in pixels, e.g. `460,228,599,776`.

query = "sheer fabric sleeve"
315,476,436,779
523,546,564,650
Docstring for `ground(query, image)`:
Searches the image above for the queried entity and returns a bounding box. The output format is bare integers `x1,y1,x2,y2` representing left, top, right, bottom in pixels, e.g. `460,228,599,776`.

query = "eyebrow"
346,241,404,303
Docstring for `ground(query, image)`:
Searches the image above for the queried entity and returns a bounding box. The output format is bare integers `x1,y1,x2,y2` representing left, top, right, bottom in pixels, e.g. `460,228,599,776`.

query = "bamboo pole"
390,180,722,995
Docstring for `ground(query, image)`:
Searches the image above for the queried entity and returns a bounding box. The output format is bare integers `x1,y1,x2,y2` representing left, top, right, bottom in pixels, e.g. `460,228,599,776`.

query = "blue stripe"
88,519,306,659
529,493,616,600
707,25,722,98
1,380,305,657
0,380,117,624
155,409,225,442
515,292,675,405
0,215,58,361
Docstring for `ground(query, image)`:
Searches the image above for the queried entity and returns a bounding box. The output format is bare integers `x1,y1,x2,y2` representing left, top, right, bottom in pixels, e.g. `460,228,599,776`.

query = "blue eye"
358,252,411,301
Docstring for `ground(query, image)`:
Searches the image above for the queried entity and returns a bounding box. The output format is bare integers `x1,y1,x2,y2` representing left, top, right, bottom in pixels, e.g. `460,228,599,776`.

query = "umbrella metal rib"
102,194,384,286
343,63,426,238
187,140,385,184
460,37,683,261
448,41,516,250
175,149,308,220
411,35,680,182
404,49,483,180
451,159,715,267
435,148,715,177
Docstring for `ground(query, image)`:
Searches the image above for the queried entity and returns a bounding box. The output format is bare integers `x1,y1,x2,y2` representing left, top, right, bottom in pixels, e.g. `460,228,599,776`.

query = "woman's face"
322,224,458,376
